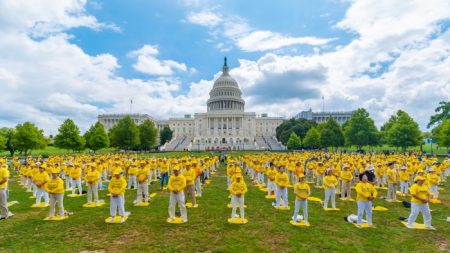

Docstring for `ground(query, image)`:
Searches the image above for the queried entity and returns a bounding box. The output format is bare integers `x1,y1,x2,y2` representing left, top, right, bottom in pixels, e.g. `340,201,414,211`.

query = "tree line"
278,102,450,151
0,116,174,156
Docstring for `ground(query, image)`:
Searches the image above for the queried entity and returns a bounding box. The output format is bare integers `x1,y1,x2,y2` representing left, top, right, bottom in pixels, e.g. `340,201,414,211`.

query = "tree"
276,118,317,145
427,101,450,128
379,114,398,145
0,135,6,151
54,119,84,151
387,110,421,150
319,116,344,149
436,119,450,149
110,116,140,150
343,108,379,149
139,119,158,150
11,122,47,156
287,132,302,150
0,127,15,156
88,122,109,151
302,127,321,149
160,126,173,146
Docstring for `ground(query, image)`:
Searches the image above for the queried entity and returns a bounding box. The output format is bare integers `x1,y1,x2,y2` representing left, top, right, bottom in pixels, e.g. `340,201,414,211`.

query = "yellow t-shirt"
409,183,430,204
0,168,10,189
294,182,310,200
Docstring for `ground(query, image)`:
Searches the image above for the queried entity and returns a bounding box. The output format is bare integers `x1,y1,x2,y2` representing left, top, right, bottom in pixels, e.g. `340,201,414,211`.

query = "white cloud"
129,45,188,75
186,11,222,26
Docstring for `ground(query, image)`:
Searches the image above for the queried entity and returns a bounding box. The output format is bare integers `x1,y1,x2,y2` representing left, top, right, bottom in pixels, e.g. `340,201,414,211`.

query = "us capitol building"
98,58,285,151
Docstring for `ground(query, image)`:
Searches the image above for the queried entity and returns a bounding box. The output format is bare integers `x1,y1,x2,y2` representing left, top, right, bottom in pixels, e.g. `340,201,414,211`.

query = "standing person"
266,163,277,197
108,171,127,223
323,169,338,209
69,162,82,195
127,163,138,190
167,167,187,223
340,164,353,200
160,159,169,191
355,175,377,228
45,168,65,219
426,168,440,199
230,174,247,223
275,166,289,209
399,166,410,196
407,176,435,229
292,174,310,225
136,162,150,204
85,165,100,205
0,163,13,219
386,162,398,201
183,164,196,207
316,162,325,187
194,162,202,197
34,165,50,207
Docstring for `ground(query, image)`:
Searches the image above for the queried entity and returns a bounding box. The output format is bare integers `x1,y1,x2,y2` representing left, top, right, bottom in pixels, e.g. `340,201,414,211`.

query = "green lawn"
1,162,449,253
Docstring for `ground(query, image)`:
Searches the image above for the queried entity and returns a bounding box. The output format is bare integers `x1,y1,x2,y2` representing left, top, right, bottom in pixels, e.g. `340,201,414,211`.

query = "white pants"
293,200,308,222
128,175,137,189
151,170,157,181
276,187,288,207
257,172,265,185
169,192,187,221
357,201,372,225
49,193,64,217
87,184,99,203
195,177,202,197
227,176,231,189
137,182,149,203
71,179,82,194
387,183,397,200
110,194,125,217
429,185,439,199
400,182,409,193
64,174,71,189
324,187,336,208
316,174,324,187
204,168,210,179
36,187,49,205
341,181,351,199
0,188,9,217
267,181,276,195
231,195,245,219
408,203,432,227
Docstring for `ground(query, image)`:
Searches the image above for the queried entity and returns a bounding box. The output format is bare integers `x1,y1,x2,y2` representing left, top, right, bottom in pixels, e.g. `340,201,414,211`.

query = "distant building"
97,114,156,131
294,109,354,125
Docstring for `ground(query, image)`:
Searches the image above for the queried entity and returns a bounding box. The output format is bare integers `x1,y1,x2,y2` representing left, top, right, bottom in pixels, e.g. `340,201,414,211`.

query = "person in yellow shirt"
386,162,398,201
340,164,353,200
316,162,325,187
266,163,277,197
407,176,434,229
275,166,289,208
69,162,82,195
136,163,150,204
46,168,65,219
85,165,100,205
108,171,127,223
230,174,247,223
399,166,409,195
127,163,138,190
183,164,197,207
160,159,169,191
34,165,50,206
168,167,187,222
323,169,338,209
355,175,377,227
0,162,13,219
375,163,386,188
292,174,310,225
427,168,440,199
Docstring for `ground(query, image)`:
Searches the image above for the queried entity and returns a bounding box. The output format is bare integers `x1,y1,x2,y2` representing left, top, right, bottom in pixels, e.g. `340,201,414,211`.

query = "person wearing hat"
340,164,353,199
399,166,410,195
355,174,377,227
136,162,150,204
85,165,100,205
275,165,290,209
69,162,82,195
0,162,13,219
323,168,338,209
183,164,196,207
292,174,310,225
427,168,440,199
230,174,247,223
127,163,138,190
168,167,187,222
407,176,434,229
46,168,65,219
359,164,376,184
34,165,50,206
108,170,127,223
386,162,398,201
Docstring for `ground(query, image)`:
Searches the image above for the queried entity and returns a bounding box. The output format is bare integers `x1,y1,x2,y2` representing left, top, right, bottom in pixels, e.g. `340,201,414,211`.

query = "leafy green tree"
436,119,450,149
379,114,398,145
302,127,321,149
0,135,6,150
287,132,302,150
427,101,450,128
276,118,317,145
0,127,15,156
387,110,421,150
343,108,379,149
139,119,158,150
54,119,84,151
319,116,344,149
110,116,140,150
11,122,47,156
160,126,173,145
88,122,110,151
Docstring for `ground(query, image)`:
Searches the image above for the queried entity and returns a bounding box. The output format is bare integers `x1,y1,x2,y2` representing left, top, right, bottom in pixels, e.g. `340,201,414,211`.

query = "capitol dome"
207,57,245,112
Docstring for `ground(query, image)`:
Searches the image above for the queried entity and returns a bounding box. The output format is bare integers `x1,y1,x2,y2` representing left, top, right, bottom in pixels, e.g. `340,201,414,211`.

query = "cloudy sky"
0,0,449,135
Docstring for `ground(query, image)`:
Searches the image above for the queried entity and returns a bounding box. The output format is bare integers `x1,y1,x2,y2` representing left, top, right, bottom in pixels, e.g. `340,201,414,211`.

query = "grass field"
0,160,449,253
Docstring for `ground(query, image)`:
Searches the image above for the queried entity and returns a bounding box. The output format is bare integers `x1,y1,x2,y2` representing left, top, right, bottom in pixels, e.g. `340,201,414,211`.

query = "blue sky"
0,0,449,134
